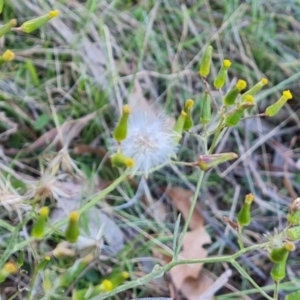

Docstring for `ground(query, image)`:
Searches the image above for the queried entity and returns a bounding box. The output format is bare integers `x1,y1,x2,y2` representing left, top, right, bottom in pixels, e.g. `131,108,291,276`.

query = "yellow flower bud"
283,90,293,99
243,95,254,103
237,194,254,226
111,152,134,168
225,95,254,127
199,45,213,77
183,99,194,131
265,90,293,117
2,50,15,62
173,110,187,142
270,242,295,263
236,80,247,91
224,80,247,106
122,271,130,279
245,193,254,204
48,10,60,18
124,158,134,168
20,10,59,33
31,206,49,239
105,271,130,290
72,279,113,299
198,152,238,171
100,279,114,291
241,78,268,100
3,262,17,274
214,59,231,89
0,19,17,38
184,99,194,109
200,91,211,125
0,262,18,283
65,211,80,243
113,105,131,142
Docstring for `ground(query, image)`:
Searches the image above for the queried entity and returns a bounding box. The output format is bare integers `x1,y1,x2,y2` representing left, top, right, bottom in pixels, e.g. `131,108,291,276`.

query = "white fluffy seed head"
111,107,177,176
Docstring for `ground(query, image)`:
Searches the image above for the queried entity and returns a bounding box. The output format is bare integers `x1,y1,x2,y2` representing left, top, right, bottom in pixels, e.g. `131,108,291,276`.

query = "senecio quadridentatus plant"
27,46,296,299
104,45,298,300
0,4,298,298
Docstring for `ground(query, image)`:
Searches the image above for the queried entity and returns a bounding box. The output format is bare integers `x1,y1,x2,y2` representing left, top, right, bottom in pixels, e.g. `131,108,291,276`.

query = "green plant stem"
26,264,40,300
174,135,208,258
0,219,14,232
102,243,268,299
176,168,205,258
231,260,273,300
208,107,226,154
237,224,244,249
274,281,279,300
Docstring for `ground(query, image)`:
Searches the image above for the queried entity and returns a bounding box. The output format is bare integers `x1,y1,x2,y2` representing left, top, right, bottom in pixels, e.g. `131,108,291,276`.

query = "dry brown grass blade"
19,112,96,153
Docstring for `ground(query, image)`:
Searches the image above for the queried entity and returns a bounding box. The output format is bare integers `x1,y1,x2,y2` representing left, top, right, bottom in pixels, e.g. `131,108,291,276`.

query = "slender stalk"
274,281,279,300
174,135,208,256
231,260,273,300
26,264,40,300
176,168,205,256
0,219,14,232
208,108,226,154
102,243,267,299
237,225,244,249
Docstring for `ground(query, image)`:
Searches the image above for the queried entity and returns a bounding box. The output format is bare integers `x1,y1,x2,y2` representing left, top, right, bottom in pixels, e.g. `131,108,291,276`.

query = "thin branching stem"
176,160,206,253
274,281,279,300
238,224,245,249
208,106,226,154
102,242,269,299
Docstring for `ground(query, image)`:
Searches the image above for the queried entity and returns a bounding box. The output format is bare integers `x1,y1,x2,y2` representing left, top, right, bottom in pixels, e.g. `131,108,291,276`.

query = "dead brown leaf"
166,187,204,230
180,273,214,300
170,227,211,288
166,186,214,299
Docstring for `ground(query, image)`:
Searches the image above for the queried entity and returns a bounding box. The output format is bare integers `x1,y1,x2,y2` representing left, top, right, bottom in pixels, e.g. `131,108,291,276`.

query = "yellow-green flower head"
245,193,254,204
236,79,247,91
2,50,15,61
265,89,293,117
100,279,113,291
223,59,231,68
3,262,18,274
21,10,59,33
48,10,60,18
184,99,194,109
283,89,293,100
244,95,254,103
110,105,177,176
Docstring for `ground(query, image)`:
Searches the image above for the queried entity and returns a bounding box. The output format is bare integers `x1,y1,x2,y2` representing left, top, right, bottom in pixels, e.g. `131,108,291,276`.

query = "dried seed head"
111,106,177,176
